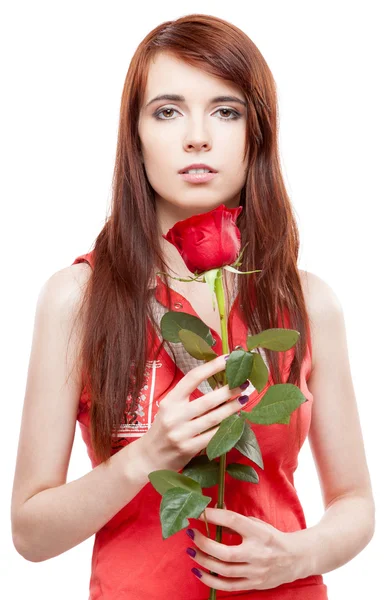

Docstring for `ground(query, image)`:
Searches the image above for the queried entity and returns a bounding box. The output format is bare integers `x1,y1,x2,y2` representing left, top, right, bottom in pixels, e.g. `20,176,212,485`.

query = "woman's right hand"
138,354,250,473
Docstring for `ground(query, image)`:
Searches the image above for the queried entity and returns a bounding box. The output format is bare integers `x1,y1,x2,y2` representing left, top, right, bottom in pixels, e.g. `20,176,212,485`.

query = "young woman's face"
138,51,249,223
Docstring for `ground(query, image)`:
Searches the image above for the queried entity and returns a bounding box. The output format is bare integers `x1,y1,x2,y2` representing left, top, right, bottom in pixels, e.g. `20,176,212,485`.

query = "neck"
155,197,241,284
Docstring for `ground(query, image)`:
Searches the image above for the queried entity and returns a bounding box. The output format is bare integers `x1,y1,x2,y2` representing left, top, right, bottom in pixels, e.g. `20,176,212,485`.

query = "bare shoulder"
299,269,343,371
50,260,92,295
299,269,342,318
32,261,93,397
39,261,93,313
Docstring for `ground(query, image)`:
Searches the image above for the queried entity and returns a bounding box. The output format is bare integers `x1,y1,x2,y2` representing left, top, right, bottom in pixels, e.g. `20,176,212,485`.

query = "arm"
292,492,375,580
11,264,151,562
293,272,375,580
13,438,151,563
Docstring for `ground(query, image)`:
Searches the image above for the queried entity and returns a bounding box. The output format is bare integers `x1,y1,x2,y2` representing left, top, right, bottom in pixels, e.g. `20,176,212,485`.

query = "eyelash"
153,107,241,121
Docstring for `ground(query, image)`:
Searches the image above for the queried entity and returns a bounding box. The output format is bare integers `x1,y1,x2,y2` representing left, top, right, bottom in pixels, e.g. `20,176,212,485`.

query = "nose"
183,119,212,152
184,140,211,152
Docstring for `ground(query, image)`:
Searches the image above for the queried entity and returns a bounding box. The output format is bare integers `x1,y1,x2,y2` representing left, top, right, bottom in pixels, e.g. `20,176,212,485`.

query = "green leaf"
249,351,269,392
156,271,204,284
207,375,218,389
234,420,264,469
225,349,254,389
160,311,215,346
181,454,220,488
246,328,300,352
178,329,218,361
275,415,290,424
242,383,307,425
160,487,211,539
203,268,221,305
224,265,262,275
206,413,246,460
207,373,222,390
229,241,249,268
226,463,259,484
207,367,226,390
148,469,202,496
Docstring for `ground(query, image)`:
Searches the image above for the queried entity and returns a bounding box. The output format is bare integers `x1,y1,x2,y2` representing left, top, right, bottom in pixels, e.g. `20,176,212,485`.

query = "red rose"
162,203,243,274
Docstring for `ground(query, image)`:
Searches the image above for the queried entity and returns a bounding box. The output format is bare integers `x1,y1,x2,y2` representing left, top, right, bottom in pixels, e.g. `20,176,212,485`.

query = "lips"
178,163,217,174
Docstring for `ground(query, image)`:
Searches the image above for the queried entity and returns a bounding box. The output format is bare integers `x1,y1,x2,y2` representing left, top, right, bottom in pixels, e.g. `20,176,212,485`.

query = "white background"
1,1,382,598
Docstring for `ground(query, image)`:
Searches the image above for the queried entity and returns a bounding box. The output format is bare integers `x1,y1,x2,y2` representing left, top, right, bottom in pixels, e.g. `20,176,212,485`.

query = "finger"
212,502,237,534
190,567,248,592
172,354,228,400
188,392,248,438
187,547,249,579
187,382,246,420
189,527,245,563
198,507,255,539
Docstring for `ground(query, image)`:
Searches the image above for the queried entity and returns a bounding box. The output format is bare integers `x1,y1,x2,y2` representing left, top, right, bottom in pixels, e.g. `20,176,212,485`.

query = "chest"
164,271,315,369
189,292,223,335
171,281,235,337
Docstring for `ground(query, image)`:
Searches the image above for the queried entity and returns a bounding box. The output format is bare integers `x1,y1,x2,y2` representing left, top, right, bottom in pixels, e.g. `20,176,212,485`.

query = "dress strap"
72,249,95,269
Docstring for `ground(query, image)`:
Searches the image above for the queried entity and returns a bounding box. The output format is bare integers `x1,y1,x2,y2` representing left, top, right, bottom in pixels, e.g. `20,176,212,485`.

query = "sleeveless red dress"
72,250,328,599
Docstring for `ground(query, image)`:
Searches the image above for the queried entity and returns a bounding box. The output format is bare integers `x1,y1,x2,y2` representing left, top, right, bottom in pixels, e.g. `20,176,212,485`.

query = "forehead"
142,51,243,103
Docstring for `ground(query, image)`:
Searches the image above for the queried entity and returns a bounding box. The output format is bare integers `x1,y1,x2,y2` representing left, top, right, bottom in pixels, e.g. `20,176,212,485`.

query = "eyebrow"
145,94,247,109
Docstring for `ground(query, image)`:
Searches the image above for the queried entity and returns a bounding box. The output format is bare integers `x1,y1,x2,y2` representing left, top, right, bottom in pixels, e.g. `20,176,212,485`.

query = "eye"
154,108,180,120
213,108,241,121
153,107,241,121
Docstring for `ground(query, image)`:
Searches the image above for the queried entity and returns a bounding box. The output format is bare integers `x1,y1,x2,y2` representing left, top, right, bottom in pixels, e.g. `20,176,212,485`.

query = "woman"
11,13,374,600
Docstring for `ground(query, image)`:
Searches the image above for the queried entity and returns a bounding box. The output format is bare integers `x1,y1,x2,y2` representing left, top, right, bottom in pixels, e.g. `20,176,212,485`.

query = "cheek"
225,140,248,180
142,153,178,195
143,122,179,149
225,165,248,192
139,130,170,170
141,132,180,177
217,123,246,156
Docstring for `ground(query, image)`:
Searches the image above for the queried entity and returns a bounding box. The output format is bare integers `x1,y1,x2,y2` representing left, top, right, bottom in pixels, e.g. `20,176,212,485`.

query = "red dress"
72,250,328,599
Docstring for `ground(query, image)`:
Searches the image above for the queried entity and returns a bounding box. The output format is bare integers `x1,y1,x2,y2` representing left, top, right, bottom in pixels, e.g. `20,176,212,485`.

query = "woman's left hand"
185,507,307,592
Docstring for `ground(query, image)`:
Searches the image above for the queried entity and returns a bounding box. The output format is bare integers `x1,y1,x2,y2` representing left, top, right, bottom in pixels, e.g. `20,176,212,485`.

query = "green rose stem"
207,268,230,600
212,268,229,522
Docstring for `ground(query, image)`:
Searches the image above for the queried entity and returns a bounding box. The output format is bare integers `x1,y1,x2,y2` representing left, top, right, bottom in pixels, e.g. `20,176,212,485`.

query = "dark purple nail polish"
186,547,196,558
238,394,249,405
186,528,195,540
224,354,230,360
191,567,202,578
240,379,250,390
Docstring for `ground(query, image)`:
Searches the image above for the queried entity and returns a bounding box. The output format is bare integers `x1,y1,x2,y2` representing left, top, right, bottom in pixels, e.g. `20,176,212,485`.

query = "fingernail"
240,379,250,390
191,567,202,578
186,547,196,558
186,528,195,540
224,354,230,360
238,394,249,405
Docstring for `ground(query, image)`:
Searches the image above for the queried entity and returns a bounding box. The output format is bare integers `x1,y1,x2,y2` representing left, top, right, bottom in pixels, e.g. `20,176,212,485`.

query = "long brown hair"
71,14,312,466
